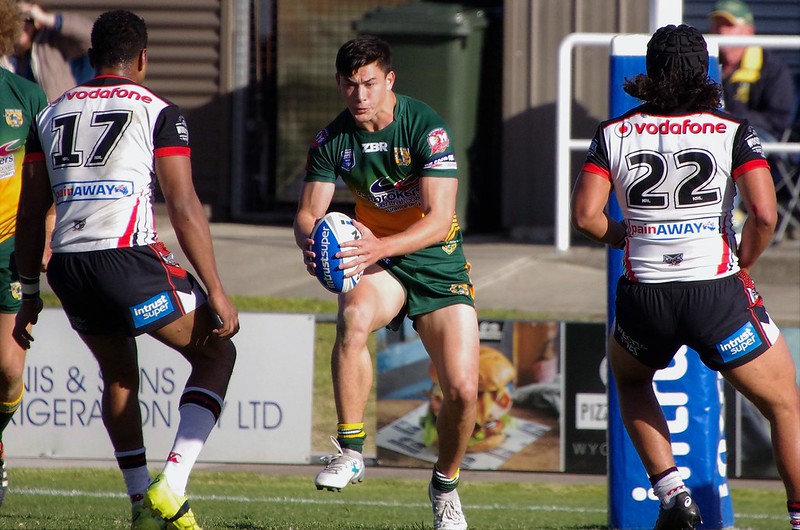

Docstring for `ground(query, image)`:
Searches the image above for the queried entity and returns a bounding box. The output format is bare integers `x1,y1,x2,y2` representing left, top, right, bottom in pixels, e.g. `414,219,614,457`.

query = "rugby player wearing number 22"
293,35,479,530
14,10,237,530
571,24,800,530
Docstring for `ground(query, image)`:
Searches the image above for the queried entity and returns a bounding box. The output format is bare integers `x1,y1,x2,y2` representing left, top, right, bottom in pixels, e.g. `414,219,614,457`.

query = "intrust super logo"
54,180,133,203
716,321,762,362
130,293,175,328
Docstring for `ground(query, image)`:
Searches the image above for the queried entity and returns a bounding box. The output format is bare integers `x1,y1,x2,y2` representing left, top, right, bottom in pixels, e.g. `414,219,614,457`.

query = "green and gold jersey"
305,94,461,242
0,69,47,243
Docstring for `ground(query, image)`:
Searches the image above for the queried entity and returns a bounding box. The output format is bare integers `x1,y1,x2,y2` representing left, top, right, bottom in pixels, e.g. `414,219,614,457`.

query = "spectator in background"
709,0,796,142
0,2,92,102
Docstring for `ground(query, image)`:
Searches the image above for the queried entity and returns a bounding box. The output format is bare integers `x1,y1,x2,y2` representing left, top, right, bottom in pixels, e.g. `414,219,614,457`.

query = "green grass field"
0,468,790,529
18,296,788,529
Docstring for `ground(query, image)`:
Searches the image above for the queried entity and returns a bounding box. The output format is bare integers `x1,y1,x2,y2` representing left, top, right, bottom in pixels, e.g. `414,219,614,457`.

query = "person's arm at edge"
51,11,93,56
155,154,239,338
570,170,627,248
735,166,777,273
13,158,53,349
293,180,335,275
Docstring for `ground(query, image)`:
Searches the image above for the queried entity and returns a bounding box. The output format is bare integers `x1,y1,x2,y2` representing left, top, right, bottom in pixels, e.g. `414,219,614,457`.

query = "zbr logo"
130,292,175,328
614,120,633,138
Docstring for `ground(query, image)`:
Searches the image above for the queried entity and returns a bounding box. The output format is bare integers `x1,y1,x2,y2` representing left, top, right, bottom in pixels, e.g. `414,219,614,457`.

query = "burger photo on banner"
375,319,562,471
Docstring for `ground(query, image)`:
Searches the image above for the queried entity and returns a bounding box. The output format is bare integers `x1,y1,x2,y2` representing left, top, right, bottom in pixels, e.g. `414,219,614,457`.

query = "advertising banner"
376,318,561,471
562,322,608,474
8,310,315,464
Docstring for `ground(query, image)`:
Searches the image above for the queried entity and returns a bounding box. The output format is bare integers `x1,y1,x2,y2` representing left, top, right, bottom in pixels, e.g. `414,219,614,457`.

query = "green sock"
431,465,460,492
337,422,366,453
0,389,23,435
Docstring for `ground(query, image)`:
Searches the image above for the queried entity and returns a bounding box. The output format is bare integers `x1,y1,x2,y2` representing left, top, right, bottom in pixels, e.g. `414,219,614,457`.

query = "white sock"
652,469,687,507
162,403,217,495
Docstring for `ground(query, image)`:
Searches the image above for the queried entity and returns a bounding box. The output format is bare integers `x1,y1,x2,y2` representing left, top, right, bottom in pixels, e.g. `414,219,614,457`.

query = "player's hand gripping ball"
310,212,363,294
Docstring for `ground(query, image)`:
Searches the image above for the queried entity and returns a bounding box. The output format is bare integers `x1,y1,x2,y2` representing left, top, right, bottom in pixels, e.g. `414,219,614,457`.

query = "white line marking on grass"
11,488,786,522
474,257,534,288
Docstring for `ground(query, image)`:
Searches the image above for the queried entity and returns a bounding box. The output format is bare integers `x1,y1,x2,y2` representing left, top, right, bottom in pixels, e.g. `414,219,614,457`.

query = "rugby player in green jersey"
0,0,47,508
294,35,479,530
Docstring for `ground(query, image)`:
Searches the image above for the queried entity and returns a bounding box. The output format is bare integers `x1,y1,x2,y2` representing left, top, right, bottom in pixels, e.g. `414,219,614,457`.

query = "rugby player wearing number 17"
14,10,238,530
571,24,800,530
293,35,479,530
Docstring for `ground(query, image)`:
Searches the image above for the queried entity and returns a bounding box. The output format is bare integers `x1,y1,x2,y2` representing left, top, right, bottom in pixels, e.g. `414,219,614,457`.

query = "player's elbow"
747,202,778,233
570,204,595,234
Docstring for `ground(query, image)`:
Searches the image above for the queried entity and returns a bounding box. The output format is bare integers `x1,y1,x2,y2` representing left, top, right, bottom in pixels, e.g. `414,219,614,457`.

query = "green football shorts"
379,240,474,330
0,236,21,314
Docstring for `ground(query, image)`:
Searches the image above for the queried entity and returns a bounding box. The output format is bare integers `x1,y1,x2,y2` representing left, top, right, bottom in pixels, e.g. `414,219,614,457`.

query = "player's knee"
0,361,23,389
336,304,373,339
211,340,236,376
442,375,478,410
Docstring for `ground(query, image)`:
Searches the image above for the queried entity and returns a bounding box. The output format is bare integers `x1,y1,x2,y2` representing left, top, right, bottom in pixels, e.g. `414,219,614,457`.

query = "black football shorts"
613,271,780,371
47,242,207,336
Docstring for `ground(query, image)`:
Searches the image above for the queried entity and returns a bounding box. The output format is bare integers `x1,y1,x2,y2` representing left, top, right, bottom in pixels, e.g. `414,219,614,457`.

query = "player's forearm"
293,210,317,250
15,209,47,280
737,212,775,271
168,203,225,295
379,212,452,258
573,210,626,249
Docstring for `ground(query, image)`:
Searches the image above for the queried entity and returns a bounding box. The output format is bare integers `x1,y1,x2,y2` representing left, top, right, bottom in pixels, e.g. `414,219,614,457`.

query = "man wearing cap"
709,0,795,141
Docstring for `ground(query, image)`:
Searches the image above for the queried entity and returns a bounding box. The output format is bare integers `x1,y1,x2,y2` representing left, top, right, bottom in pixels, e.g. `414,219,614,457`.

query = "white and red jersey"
582,106,769,283
27,75,190,252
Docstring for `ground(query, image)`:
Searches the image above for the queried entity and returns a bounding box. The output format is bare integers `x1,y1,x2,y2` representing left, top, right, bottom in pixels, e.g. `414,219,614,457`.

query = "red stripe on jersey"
24,152,44,164
155,146,190,158
117,197,141,248
716,233,732,275
146,243,186,316
582,162,611,181
732,158,769,181
623,243,637,282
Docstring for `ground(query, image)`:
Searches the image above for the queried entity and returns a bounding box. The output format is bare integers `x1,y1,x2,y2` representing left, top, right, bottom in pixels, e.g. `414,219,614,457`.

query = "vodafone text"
634,120,726,135
57,87,153,104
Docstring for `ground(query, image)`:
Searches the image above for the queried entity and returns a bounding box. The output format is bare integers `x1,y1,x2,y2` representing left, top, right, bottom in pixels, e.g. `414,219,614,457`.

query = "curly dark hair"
622,71,722,112
0,0,22,56
623,24,722,112
335,34,393,78
90,10,147,68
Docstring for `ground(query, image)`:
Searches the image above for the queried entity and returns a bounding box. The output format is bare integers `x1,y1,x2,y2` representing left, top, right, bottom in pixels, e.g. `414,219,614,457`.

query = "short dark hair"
335,35,392,77
90,10,148,68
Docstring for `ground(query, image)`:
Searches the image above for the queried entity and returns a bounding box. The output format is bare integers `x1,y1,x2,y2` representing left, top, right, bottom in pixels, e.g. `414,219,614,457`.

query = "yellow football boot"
143,473,202,530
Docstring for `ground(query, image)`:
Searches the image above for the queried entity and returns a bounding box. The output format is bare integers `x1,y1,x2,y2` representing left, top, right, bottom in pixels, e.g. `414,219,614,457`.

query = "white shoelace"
319,436,361,475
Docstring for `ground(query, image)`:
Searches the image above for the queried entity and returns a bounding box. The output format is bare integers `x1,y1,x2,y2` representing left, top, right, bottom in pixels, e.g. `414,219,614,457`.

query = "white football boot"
429,483,468,530
314,436,365,492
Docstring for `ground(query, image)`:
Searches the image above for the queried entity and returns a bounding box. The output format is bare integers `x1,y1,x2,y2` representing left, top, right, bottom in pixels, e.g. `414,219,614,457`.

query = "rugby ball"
310,212,363,294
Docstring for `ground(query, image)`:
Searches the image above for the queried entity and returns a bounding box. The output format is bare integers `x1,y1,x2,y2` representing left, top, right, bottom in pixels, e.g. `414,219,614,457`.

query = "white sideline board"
6,309,315,464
